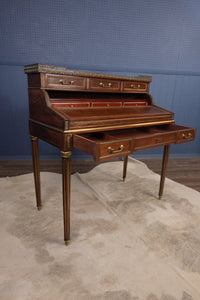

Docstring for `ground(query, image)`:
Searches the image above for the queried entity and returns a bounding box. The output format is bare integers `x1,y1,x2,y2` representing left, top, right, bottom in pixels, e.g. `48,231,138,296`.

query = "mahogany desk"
24,64,196,245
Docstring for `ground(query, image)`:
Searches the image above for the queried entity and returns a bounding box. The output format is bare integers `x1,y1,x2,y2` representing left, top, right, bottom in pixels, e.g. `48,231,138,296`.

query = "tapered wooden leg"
61,151,72,246
30,136,41,210
159,145,170,199
123,155,128,181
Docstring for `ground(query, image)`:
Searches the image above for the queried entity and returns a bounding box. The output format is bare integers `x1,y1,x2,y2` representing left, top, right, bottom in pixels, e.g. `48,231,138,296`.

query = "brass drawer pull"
131,84,141,88
107,144,124,154
99,82,112,88
59,80,74,85
182,133,192,139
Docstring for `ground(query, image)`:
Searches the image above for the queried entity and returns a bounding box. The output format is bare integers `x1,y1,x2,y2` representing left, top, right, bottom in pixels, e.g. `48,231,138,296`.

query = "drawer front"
74,133,132,162
124,101,148,107
122,81,148,92
176,128,196,144
134,133,176,150
99,140,131,159
92,102,122,108
46,75,86,89
51,102,90,109
88,78,121,91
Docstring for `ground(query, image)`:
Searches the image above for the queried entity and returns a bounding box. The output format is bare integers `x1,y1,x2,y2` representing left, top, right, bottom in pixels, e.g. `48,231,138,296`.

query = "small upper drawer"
134,133,176,151
122,81,148,92
92,102,122,108
88,78,121,91
45,75,86,90
51,102,90,109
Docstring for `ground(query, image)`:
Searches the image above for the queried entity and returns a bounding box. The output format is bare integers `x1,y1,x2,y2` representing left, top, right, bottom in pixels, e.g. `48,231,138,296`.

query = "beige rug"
0,158,200,300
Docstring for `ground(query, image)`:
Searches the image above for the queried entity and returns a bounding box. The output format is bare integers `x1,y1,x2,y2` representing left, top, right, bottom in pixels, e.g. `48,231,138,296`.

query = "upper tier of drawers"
28,73,149,92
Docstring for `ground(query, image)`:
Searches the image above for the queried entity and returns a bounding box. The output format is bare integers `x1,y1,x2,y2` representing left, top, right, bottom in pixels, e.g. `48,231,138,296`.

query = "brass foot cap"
123,177,126,182
37,206,42,211
158,195,162,200
65,240,70,246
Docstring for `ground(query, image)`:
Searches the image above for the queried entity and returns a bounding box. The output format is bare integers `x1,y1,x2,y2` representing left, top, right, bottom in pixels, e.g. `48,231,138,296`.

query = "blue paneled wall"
0,0,200,159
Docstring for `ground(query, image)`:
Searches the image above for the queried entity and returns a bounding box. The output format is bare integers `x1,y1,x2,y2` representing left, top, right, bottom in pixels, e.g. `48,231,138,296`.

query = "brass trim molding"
30,118,175,135
60,151,72,158
30,135,38,141
66,120,175,134
24,63,152,82
29,119,65,133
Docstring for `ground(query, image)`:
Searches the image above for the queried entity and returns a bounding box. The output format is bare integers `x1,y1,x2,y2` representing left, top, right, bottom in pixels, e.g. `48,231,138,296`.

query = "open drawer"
73,124,196,162
73,132,132,161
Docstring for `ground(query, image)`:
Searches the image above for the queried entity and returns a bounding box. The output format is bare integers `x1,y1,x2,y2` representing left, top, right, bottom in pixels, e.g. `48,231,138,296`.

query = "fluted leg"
159,145,170,199
30,136,41,210
61,151,72,245
123,155,128,182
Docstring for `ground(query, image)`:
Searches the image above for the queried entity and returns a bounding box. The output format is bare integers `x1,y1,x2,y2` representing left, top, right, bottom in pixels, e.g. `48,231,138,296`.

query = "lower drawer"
134,132,176,151
73,133,132,161
99,140,131,160
73,124,196,162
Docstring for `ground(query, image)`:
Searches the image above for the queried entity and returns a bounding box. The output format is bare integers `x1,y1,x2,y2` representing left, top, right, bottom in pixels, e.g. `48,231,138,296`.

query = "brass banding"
60,151,72,158
29,119,175,134
30,135,38,141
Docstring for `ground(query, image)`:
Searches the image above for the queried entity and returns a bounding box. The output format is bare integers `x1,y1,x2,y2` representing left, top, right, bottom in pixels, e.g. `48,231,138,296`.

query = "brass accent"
107,144,124,154
72,114,174,125
65,240,70,246
60,151,72,158
130,84,141,89
37,206,42,211
182,132,192,139
30,118,175,134
30,135,38,141
99,82,113,88
24,64,152,82
30,119,67,133
59,80,74,85
68,119,175,131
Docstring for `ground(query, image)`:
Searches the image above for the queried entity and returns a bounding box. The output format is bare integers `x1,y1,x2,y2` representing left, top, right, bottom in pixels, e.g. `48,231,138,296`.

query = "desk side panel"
28,89,67,130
